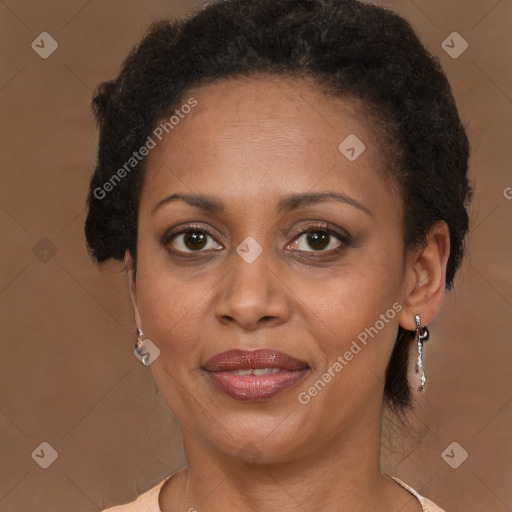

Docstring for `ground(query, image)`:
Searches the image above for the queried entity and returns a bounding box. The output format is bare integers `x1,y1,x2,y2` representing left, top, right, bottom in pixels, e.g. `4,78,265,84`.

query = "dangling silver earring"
414,314,430,392
135,328,151,366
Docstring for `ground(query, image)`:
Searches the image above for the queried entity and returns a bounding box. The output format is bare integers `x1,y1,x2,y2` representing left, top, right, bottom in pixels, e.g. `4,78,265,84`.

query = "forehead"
141,76,394,211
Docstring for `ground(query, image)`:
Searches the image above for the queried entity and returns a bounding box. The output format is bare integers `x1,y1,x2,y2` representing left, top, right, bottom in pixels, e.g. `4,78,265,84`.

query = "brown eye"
166,227,223,253
182,231,208,251
288,227,349,253
304,231,332,251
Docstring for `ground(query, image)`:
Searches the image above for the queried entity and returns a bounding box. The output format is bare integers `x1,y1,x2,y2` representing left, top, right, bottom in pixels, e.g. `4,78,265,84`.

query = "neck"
162,400,402,512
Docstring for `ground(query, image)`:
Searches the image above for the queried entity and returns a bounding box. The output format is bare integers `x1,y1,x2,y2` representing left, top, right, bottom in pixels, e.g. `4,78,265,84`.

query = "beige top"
102,473,446,511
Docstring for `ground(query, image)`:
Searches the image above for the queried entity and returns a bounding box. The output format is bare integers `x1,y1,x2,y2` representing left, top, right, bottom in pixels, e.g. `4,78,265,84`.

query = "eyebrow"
151,191,373,217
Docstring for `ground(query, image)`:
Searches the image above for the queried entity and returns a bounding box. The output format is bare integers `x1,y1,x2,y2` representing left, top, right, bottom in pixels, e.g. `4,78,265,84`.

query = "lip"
203,349,310,401
203,348,309,372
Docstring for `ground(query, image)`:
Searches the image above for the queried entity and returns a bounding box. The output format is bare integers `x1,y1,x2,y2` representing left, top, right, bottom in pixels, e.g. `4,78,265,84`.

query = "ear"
398,221,451,331
124,250,143,331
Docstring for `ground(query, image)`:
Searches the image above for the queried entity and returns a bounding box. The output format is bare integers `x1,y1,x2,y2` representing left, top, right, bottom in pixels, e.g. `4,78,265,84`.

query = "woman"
85,0,471,510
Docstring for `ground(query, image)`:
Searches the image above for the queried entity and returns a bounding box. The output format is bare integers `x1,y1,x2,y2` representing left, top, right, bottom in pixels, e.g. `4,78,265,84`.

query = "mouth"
202,348,310,401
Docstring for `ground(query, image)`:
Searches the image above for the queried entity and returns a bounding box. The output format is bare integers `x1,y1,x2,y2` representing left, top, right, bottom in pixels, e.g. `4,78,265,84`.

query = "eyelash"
162,222,352,256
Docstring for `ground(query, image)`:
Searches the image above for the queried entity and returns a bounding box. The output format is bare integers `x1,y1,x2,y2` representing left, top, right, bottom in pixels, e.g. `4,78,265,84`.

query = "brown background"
0,0,511,510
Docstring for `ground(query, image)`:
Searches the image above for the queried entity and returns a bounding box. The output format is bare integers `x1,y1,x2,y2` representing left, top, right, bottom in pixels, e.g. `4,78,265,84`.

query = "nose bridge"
229,234,274,304
215,233,289,328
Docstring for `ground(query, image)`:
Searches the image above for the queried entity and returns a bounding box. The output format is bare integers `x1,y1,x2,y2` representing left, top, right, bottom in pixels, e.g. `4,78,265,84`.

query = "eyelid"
162,222,223,246
289,220,352,243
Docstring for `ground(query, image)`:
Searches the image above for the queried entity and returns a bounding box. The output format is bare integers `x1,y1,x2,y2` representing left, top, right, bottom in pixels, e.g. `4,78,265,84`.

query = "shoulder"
101,476,170,512
391,476,447,512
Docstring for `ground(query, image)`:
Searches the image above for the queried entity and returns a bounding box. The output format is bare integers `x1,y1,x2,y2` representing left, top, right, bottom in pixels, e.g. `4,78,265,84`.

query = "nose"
214,243,291,330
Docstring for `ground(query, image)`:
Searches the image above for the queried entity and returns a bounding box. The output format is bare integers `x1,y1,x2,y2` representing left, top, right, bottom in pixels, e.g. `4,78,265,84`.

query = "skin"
124,76,450,512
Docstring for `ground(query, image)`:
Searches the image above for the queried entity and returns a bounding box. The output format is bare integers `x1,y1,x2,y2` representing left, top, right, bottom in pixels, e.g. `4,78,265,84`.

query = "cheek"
300,245,404,370
135,263,209,413
311,248,401,321
135,258,202,355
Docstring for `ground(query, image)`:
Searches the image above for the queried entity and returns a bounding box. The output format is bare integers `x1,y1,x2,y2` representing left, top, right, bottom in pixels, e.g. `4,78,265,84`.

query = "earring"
414,315,430,392
135,328,151,366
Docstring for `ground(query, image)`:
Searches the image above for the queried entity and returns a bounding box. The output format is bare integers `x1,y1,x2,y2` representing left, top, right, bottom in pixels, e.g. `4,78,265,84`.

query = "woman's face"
129,76,414,463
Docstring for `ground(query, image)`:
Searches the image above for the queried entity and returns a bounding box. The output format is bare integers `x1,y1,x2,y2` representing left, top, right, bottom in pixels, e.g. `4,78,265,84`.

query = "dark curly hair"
84,0,472,414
